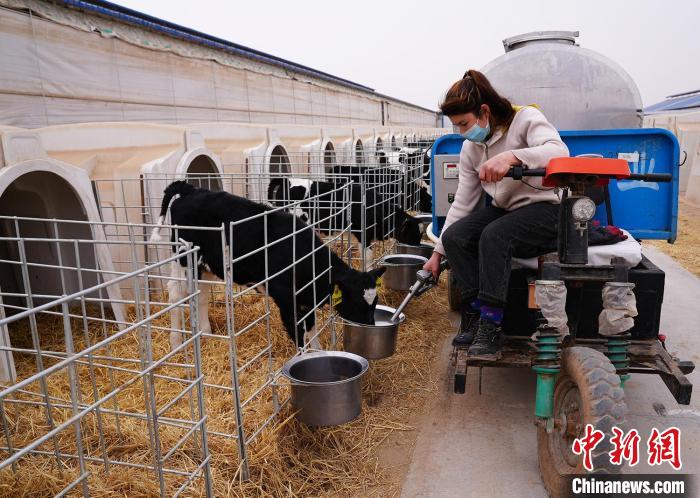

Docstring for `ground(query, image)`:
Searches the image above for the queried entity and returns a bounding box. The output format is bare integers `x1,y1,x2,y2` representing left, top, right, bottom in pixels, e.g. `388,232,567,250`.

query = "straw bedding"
0,266,451,496
648,198,700,277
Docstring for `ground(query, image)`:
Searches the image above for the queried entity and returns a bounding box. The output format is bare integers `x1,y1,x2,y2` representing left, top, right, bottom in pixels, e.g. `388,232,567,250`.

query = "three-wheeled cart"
428,130,694,496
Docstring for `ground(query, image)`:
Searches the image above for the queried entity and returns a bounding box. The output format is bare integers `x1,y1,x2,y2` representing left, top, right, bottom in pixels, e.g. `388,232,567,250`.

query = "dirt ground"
648,198,700,277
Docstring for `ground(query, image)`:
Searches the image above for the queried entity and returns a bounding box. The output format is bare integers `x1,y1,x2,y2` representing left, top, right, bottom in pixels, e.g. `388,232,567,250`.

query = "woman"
424,69,569,360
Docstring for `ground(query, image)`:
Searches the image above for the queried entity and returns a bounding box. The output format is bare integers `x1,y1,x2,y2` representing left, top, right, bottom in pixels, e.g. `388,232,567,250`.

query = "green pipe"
533,367,558,419
532,331,561,419
606,336,631,386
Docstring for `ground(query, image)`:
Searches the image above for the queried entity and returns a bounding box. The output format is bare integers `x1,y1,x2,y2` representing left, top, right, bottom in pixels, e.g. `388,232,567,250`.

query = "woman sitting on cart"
423,69,569,360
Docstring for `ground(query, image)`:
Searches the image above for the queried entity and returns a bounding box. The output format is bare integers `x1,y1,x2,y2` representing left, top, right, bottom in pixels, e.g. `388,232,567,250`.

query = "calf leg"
167,262,188,351
198,272,219,335
302,314,322,350
364,246,374,267
305,325,322,350
197,281,213,334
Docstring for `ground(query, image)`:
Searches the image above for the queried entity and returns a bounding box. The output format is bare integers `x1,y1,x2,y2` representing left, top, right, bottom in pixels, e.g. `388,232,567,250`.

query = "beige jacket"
434,106,569,255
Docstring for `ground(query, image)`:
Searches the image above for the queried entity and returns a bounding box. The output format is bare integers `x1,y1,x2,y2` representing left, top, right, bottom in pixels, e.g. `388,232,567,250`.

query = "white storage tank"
482,31,643,130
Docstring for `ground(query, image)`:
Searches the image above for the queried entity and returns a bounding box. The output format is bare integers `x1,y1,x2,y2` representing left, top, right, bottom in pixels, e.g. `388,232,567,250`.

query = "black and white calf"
374,149,433,214
151,181,385,350
329,157,430,211
397,147,433,213
267,177,422,263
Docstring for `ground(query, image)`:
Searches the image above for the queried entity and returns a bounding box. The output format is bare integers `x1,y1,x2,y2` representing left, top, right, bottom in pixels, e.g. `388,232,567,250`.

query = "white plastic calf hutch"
0,153,125,382
269,125,328,179
323,126,355,165
353,127,377,163
33,123,224,281
36,122,223,217
319,135,338,177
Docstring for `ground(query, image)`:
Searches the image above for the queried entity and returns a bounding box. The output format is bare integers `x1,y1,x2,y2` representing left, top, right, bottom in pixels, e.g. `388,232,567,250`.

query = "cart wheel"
538,347,627,498
447,271,462,312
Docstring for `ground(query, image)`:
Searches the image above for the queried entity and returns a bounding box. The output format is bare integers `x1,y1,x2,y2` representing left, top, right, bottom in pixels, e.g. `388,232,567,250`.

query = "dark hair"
440,69,516,129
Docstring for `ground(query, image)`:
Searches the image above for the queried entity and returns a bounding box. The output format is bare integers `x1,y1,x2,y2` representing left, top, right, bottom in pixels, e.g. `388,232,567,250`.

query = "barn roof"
645,89,700,114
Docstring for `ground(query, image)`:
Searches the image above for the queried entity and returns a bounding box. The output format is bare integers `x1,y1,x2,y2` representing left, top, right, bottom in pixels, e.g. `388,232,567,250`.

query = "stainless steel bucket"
282,351,369,426
395,242,435,259
414,213,433,235
343,305,406,359
379,254,428,291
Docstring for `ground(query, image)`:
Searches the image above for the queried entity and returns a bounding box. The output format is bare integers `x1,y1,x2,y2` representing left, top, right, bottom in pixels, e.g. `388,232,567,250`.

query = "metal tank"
482,31,642,129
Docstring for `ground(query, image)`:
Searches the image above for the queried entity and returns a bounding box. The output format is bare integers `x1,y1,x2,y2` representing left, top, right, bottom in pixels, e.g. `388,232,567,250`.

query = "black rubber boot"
467,319,503,360
452,308,480,347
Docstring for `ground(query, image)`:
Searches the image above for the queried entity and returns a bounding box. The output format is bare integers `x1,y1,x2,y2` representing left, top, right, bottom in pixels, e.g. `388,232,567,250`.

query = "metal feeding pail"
414,213,433,235
395,242,434,259
282,351,369,426
379,254,428,291
343,305,406,359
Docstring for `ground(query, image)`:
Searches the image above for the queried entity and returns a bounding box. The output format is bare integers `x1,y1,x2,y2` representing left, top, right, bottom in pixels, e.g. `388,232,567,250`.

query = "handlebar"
504,166,545,179
504,166,672,183
627,173,673,182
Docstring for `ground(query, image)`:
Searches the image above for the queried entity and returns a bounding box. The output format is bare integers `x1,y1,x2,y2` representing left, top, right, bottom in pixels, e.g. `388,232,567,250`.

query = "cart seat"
511,229,642,270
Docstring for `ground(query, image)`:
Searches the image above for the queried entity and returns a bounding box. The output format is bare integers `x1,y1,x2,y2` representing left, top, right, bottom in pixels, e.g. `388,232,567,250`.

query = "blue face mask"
461,119,490,143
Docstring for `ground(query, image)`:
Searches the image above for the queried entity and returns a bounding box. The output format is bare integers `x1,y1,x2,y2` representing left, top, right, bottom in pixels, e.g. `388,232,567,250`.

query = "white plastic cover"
0,1,436,128
598,282,638,336
512,228,642,270
535,280,569,336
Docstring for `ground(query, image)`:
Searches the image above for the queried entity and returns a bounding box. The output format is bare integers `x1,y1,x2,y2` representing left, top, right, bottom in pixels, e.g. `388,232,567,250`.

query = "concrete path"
401,246,700,497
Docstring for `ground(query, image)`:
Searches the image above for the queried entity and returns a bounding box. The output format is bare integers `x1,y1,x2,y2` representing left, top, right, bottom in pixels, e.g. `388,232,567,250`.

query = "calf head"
418,185,433,213
267,177,288,206
268,177,312,222
333,267,386,325
394,207,422,245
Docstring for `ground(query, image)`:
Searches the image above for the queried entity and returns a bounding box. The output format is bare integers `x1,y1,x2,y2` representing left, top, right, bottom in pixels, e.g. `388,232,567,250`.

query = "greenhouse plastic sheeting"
644,110,700,202
0,1,436,128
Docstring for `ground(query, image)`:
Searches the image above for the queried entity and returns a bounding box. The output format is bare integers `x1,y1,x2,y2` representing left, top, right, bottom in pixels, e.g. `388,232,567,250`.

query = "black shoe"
452,308,480,347
467,319,503,360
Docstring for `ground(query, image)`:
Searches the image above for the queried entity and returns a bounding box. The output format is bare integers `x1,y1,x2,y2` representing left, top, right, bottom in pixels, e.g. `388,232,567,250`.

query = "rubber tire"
447,270,462,312
538,347,627,498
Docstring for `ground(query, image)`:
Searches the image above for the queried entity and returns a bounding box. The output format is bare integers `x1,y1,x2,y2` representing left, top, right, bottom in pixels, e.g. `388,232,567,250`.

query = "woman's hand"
479,151,520,182
423,251,444,280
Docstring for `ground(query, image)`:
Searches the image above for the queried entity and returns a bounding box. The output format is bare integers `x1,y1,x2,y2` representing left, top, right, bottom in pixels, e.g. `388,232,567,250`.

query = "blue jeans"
441,202,559,307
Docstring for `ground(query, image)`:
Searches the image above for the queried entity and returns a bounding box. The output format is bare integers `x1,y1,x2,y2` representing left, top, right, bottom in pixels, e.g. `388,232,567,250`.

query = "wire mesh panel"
0,136,442,495
143,180,357,480
94,161,417,273
0,220,213,497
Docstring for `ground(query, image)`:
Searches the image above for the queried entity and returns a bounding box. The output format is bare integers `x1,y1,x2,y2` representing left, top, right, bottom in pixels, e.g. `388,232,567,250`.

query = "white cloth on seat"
512,229,642,270
425,223,642,271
